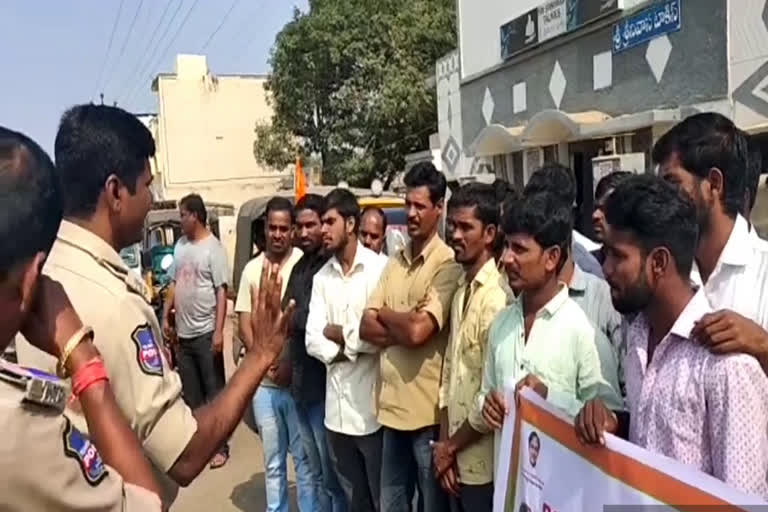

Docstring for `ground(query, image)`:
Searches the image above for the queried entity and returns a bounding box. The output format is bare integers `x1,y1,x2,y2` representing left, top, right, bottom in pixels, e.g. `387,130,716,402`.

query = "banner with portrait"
494,387,767,512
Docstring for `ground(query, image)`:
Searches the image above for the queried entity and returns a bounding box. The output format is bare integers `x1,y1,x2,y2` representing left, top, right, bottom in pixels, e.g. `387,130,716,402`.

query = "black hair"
265,196,295,223
361,206,388,232
295,193,324,218
528,431,540,445
524,163,576,207
493,179,520,205
746,136,762,212
54,104,156,217
651,112,748,217
179,193,207,225
323,188,361,233
502,191,572,271
0,127,62,280
595,171,633,202
448,182,499,226
604,174,698,278
403,162,447,204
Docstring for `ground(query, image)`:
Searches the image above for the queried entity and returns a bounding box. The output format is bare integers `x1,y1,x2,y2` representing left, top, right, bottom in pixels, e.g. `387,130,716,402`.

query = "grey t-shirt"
172,234,230,338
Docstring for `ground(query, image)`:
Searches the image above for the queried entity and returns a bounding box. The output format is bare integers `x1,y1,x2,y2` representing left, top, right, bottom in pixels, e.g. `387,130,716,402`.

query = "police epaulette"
0,359,67,411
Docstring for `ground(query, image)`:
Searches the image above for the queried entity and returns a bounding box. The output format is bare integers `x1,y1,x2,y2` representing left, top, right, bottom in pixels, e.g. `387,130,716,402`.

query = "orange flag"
295,156,307,201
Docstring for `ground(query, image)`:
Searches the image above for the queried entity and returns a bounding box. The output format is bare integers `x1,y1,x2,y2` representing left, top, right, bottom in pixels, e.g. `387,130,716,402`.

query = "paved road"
172,422,298,511
172,307,299,511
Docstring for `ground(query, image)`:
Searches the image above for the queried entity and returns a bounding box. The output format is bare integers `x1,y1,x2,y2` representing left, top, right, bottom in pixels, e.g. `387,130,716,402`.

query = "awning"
744,122,768,135
579,109,681,139
521,110,611,146
470,108,683,156
470,124,524,157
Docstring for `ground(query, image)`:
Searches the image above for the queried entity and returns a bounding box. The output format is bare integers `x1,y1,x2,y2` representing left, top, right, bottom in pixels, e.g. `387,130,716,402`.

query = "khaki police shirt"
16,220,198,505
366,234,462,430
0,376,161,511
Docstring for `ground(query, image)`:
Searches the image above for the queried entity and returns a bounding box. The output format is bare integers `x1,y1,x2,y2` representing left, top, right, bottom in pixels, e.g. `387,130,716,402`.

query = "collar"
573,229,600,252
458,258,500,288
568,263,588,293
717,214,753,267
669,288,713,340
330,243,368,276
57,220,127,272
56,220,150,301
402,233,442,265
517,283,569,317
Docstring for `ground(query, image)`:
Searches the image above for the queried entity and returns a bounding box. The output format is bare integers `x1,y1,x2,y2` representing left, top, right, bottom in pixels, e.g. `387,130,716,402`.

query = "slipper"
209,452,229,470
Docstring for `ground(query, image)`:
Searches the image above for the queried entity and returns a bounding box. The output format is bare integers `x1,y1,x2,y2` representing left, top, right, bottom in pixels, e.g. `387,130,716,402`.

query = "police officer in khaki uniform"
0,125,161,510
16,105,298,508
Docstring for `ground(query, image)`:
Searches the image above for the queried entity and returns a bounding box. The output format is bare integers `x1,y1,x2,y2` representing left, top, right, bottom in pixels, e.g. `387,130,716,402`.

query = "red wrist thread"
71,358,109,398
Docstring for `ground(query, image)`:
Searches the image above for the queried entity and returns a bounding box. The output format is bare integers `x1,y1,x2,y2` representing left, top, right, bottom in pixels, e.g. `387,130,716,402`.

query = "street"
173,423,298,512
173,308,298,512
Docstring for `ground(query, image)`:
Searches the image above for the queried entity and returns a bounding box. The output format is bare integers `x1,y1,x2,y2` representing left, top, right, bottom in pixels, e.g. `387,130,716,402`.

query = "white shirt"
305,243,387,436
234,247,303,313
690,215,768,328
573,229,601,252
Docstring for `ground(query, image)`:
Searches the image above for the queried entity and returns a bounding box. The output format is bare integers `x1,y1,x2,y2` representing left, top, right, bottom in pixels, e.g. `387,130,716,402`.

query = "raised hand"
249,264,295,364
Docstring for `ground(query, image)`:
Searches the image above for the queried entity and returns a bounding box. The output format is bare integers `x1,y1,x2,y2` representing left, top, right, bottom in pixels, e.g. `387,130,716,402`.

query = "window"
492,154,508,178
512,151,524,188
543,145,558,164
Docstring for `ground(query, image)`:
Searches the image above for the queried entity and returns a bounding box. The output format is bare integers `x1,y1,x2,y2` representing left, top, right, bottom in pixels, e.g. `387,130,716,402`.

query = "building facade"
437,0,768,233
151,54,289,209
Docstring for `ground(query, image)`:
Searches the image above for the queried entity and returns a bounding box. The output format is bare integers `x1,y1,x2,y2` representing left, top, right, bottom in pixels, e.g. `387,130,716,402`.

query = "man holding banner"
472,191,620,468
575,175,768,499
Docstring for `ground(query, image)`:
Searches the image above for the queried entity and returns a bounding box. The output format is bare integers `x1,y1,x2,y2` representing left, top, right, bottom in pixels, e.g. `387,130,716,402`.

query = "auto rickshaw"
232,187,407,295
141,201,235,330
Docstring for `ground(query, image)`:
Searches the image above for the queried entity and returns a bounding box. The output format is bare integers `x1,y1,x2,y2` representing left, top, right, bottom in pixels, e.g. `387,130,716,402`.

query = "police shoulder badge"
131,324,164,377
62,418,108,486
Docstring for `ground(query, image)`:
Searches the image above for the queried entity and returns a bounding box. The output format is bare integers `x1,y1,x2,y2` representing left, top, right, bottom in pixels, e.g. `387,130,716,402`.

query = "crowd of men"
1,103,768,512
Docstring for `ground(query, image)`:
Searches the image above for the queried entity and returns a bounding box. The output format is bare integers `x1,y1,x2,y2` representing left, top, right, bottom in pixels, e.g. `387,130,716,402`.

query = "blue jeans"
380,425,447,512
295,401,347,512
252,386,316,512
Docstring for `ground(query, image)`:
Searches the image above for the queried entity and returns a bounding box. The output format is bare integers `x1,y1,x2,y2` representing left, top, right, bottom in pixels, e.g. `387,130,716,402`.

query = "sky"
0,0,308,153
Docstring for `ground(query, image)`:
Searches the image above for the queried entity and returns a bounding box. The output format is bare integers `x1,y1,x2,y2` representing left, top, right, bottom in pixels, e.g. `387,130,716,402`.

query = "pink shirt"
625,289,768,499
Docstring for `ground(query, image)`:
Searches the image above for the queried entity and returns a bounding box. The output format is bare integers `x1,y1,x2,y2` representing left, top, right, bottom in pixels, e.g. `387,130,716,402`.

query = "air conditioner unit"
591,153,646,192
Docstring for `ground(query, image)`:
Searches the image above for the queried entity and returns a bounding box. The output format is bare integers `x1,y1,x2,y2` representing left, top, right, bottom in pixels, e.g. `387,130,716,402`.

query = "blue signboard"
612,0,681,54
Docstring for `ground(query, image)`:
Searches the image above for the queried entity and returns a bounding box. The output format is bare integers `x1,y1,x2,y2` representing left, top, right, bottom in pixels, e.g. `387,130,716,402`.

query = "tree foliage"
253,120,299,171
254,0,456,187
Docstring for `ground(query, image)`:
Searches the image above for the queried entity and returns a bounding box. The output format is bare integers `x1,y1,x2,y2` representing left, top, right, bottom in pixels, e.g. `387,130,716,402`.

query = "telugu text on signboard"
612,0,681,54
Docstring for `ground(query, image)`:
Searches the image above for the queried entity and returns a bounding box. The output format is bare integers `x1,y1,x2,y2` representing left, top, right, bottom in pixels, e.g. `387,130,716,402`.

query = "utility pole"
100,93,104,105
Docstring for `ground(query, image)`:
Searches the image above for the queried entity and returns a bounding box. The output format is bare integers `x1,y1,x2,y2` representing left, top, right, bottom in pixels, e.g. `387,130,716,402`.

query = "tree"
255,0,456,187
253,120,300,171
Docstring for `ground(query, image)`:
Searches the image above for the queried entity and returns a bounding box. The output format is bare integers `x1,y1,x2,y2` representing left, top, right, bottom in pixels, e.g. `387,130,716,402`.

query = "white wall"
436,50,473,180
458,0,541,79
154,55,288,211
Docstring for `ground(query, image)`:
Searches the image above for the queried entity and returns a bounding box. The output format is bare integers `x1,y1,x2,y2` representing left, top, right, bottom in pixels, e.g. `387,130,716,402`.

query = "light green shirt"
470,283,621,438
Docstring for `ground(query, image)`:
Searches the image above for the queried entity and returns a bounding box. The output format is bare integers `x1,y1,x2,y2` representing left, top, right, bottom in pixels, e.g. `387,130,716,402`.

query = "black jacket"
283,250,331,405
